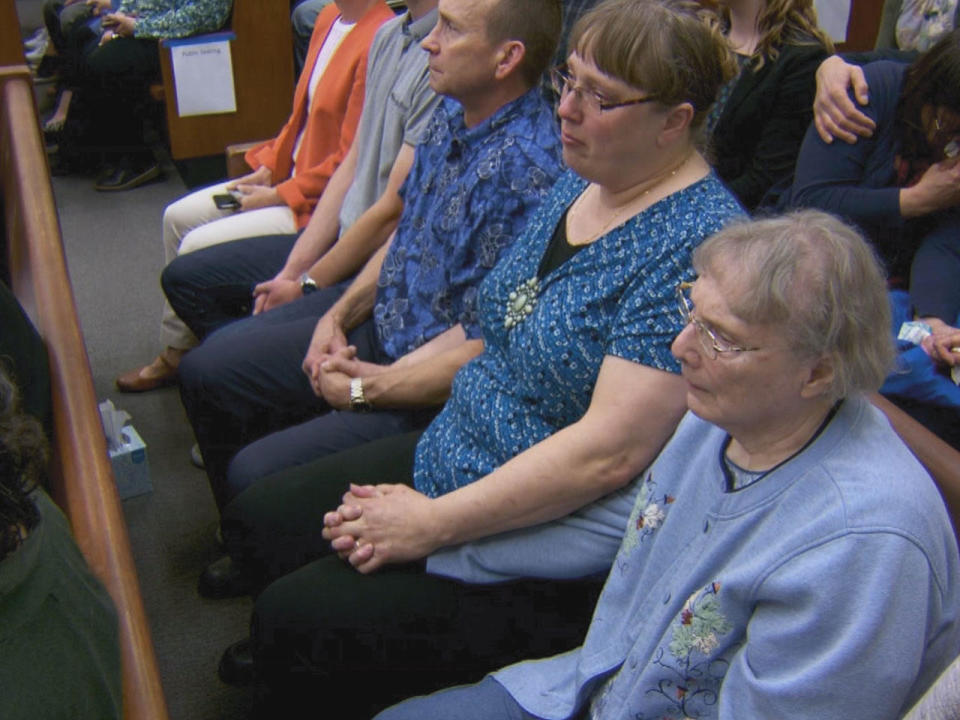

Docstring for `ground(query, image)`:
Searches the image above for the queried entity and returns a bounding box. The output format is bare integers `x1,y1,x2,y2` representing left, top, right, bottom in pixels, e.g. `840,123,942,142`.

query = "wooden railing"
0,5,170,715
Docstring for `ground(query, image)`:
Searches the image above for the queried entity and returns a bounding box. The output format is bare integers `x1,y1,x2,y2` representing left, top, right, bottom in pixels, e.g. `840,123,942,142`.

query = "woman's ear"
657,102,695,147
799,354,837,400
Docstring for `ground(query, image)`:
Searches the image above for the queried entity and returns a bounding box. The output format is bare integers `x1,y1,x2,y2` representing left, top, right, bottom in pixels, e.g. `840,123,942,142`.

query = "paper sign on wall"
814,0,852,42
167,32,237,117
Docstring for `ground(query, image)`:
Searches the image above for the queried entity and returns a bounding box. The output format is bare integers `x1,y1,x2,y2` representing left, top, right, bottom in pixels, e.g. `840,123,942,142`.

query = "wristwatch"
299,272,318,295
349,377,372,412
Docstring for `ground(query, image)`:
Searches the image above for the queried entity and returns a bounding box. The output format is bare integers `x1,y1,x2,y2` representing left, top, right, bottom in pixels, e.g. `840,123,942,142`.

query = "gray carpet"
52,168,256,719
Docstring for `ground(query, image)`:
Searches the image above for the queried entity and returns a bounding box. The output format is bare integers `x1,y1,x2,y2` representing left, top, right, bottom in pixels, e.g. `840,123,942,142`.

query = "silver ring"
354,541,361,551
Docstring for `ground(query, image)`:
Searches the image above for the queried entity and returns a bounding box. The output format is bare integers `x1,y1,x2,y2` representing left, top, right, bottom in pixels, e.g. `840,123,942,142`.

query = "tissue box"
109,425,152,499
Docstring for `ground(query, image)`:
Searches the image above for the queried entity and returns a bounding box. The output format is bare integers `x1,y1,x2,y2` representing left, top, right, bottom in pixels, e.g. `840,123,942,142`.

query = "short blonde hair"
569,0,736,133
693,211,895,400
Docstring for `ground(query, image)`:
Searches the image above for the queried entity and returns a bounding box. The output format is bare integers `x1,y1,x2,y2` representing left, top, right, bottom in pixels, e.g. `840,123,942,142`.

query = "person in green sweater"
0,369,122,720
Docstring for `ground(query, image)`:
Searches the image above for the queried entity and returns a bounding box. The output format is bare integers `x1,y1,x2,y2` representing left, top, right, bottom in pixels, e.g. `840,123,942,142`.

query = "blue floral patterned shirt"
117,0,232,39
374,91,563,360
413,170,744,497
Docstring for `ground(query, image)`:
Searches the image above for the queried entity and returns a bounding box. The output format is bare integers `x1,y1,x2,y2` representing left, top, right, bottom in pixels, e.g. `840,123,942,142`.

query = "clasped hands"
301,317,386,406
322,483,438,573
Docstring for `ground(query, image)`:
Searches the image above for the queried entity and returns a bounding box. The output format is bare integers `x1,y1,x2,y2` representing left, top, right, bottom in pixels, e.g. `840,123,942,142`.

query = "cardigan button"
662,592,671,604
703,520,709,533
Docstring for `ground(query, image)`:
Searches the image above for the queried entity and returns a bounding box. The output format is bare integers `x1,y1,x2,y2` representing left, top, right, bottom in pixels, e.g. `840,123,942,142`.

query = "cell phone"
213,192,241,210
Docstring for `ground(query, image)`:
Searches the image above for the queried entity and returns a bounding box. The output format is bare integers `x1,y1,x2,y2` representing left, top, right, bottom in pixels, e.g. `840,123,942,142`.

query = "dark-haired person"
706,0,832,210
0,369,121,720
376,211,960,720
787,29,960,439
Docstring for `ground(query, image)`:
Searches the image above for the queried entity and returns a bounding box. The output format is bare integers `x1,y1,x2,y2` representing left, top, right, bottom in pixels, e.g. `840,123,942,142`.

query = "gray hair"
693,210,895,400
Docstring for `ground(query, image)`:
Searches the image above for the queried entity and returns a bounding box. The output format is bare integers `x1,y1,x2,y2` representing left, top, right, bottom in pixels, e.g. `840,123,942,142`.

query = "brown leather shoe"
115,355,178,393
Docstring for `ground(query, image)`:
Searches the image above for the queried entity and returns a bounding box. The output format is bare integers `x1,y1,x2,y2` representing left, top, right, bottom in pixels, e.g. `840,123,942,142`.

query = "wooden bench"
157,0,294,160
1,4,169,717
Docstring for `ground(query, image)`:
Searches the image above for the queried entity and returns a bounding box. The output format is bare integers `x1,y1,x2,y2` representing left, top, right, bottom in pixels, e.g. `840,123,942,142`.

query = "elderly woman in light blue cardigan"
377,211,960,720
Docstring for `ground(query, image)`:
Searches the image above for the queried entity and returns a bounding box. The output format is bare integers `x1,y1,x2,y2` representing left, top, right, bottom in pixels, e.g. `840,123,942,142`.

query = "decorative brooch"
504,277,540,329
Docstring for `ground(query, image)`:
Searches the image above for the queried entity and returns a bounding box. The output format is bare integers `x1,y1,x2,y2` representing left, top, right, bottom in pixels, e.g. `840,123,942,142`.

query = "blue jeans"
161,232,299,342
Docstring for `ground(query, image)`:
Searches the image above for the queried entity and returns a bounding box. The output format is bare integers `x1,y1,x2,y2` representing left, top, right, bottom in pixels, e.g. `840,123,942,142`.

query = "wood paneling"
0,0,24,66
836,0,886,52
159,0,294,159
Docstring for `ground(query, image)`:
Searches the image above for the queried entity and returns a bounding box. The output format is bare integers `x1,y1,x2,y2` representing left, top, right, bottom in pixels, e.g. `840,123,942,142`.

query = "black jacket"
712,41,829,211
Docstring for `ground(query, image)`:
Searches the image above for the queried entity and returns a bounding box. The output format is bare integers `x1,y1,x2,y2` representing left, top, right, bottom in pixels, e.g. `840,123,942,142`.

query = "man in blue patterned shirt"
178,0,565,521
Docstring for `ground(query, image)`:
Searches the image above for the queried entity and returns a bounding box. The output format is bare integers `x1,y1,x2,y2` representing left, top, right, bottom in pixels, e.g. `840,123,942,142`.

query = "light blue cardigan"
485,396,960,719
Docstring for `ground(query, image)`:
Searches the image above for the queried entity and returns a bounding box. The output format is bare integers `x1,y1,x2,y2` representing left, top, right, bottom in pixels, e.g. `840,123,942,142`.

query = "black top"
712,41,829,211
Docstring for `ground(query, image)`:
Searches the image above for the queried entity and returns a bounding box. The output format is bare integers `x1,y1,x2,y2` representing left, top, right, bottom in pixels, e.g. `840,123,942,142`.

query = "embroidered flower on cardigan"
670,583,731,658
633,582,733,719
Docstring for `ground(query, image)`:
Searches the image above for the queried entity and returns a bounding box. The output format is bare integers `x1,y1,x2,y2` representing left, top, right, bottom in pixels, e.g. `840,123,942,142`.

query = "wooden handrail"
1,71,170,720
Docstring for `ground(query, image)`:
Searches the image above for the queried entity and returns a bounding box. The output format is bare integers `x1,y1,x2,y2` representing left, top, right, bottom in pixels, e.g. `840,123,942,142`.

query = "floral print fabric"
374,92,563,360
117,0,232,39
413,171,743,497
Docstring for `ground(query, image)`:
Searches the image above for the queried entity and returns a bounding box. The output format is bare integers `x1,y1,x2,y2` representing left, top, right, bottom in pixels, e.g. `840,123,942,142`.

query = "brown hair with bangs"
569,0,737,133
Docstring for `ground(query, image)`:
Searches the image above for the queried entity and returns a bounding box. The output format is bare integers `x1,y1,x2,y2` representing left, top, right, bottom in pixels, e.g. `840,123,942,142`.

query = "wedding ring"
354,541,361,551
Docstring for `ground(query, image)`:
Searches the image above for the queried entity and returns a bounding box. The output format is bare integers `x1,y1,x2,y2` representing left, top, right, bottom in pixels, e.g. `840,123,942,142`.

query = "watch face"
300,274,317,294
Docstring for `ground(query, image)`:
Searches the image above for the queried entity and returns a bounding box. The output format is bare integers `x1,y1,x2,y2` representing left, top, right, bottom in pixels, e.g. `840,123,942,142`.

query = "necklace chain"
568,153,692,245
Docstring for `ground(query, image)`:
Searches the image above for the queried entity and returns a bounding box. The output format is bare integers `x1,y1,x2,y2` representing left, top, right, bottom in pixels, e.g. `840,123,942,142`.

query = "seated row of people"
95,0,960,716
118,0,834,395
47,0,233,189
116,0,398,390
211,3,742,711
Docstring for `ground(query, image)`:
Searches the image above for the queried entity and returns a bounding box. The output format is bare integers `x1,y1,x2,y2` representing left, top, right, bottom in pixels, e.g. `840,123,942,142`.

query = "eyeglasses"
549,66,658,114
675,282,760,360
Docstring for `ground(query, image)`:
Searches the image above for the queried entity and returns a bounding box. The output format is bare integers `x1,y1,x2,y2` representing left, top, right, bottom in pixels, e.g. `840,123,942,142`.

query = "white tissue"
99,399,133,452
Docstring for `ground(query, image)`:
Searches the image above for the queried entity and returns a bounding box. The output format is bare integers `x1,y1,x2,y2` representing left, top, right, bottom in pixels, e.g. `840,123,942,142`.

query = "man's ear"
656,102,695,147
494,40,526,81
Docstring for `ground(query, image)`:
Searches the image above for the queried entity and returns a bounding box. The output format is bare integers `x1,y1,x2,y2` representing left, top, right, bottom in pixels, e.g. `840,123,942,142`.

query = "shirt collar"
401,8,438,49
446,86,544,148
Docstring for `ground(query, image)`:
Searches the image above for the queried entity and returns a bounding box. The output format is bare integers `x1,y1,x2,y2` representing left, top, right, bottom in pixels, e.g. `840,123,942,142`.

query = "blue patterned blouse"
374,92,563,361
413,170,744,497
117,0,232,39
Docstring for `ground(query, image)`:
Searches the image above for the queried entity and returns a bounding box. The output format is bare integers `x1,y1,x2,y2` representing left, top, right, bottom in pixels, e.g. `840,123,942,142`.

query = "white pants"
160,181,297,350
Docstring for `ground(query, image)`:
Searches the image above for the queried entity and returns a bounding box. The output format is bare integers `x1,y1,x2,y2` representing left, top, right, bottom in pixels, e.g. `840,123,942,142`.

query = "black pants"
221,434,602,718
69,36,160,167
